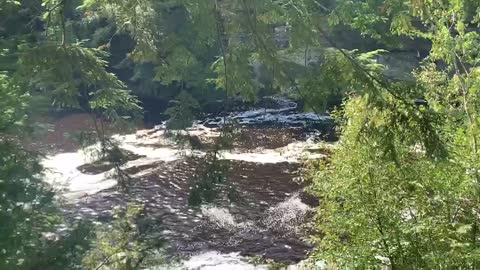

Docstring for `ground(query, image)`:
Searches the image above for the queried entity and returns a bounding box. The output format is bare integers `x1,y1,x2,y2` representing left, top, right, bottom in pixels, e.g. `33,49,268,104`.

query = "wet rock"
203,98,333,131
125,163,161,175
77,149,145,175
298,192,319,207
377,51,420,81
263,244,308,263
77,162,113,175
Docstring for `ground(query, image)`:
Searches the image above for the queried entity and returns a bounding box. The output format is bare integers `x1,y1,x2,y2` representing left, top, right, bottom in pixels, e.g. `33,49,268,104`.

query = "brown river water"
34,108,331,269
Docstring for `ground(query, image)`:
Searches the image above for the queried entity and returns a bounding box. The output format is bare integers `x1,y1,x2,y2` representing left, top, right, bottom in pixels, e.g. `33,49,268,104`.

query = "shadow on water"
64,157,315,263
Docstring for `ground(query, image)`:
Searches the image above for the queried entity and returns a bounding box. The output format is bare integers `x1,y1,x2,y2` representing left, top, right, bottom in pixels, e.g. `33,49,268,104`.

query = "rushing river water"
39,98,332,269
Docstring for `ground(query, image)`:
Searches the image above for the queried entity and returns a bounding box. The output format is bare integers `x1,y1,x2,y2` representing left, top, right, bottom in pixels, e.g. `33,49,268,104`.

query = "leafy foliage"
82,204,164,270
0,72,49,267
0,65,92,270
188,123,237,206
1,1,143,268
309,0,480,269
165,90,200,130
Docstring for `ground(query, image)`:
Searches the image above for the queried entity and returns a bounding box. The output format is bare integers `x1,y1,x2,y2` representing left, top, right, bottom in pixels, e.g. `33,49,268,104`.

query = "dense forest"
1,0,480,269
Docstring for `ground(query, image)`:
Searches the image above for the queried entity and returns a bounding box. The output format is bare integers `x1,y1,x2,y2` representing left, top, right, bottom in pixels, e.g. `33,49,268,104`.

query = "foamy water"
185,195,314,270
42,149,116,199
181,251,323,270
40,99,330,269
182,252,268,270
42,126,326,200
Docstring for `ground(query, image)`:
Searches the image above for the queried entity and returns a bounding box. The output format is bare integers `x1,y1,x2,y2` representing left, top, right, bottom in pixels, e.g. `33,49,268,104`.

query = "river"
39,98,333,269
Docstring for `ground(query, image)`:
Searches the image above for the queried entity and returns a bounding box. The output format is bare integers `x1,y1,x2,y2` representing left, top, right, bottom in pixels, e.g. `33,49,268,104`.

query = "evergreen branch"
315,24,418,110
94,241,130,270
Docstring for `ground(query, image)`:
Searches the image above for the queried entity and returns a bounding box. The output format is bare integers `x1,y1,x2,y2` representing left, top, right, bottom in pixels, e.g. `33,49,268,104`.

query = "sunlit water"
42,126,323,200
182,252,269,270
41,102,330,269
